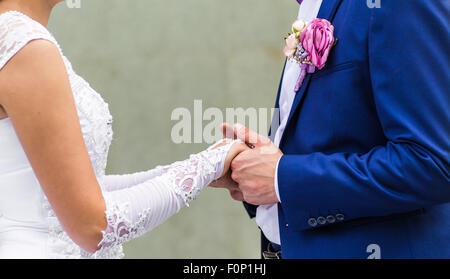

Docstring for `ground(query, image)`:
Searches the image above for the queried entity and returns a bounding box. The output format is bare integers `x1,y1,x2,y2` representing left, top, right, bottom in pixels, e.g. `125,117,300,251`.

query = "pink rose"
283,33,299,59
300,18,335,70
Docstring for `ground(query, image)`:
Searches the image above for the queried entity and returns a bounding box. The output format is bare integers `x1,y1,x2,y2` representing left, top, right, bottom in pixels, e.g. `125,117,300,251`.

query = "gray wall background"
48,0,297,259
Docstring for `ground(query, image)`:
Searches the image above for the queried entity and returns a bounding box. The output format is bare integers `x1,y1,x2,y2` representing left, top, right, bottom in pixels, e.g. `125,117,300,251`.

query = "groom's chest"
279,1,385,155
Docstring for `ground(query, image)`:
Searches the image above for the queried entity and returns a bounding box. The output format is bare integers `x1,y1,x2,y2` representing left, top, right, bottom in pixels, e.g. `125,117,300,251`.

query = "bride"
0,0,247,258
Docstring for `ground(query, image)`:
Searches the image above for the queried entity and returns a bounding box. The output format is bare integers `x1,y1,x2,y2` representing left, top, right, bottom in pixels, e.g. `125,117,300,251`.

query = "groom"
212,0,450,259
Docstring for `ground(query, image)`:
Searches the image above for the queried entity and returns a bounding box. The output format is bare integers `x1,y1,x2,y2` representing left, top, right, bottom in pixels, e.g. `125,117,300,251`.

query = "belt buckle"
262,244,282,260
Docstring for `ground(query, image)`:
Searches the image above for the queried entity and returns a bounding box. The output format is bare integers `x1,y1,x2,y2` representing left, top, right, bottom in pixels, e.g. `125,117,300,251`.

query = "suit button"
336,213,345,221
308,218,318,227
317,216,327,225
326,215,336,224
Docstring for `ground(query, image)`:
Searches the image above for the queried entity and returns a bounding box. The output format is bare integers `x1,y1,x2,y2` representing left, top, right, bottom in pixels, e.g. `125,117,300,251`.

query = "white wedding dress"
0,11,235,259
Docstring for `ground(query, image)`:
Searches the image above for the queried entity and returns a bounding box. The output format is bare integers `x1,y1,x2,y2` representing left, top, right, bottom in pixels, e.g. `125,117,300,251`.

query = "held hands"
211,139,247,201
212,138,249,178
210,123,283,205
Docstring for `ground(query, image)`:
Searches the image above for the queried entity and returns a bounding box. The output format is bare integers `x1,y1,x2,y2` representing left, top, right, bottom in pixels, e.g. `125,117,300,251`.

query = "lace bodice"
0,11,235,259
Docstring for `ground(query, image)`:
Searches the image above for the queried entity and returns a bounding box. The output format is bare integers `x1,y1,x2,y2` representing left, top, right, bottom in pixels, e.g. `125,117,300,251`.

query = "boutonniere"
284,18,336,92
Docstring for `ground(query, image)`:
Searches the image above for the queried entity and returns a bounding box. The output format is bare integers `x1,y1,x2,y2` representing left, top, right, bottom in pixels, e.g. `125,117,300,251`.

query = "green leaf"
333,39,338,47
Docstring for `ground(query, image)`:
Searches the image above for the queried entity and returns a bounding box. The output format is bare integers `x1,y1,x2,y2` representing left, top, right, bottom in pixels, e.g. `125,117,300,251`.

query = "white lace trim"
41,195,124,259
97,202,151,251
169,145,228,206
0,11,62,69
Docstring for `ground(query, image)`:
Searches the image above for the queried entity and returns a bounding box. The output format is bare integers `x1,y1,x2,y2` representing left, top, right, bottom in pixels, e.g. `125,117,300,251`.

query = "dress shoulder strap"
0,11,61,70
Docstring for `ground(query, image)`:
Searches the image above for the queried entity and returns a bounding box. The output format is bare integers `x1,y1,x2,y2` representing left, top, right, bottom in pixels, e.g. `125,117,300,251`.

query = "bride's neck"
0,0,56,26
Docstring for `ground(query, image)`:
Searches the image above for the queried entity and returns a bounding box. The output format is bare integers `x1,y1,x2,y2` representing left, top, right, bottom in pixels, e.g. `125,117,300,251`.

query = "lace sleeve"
0,11,61,70
94,140,239,253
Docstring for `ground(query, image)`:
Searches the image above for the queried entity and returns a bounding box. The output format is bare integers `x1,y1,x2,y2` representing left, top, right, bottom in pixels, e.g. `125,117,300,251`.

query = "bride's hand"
213,139,249,177
209,140,248,201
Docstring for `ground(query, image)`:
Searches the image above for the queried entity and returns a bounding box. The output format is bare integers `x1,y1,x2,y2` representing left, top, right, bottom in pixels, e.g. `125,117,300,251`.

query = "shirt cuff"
274,155,283,203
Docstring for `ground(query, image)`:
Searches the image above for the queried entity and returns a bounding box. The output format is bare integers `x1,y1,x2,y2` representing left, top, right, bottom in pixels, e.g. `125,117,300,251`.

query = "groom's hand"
209,171,244,201
222,123,283,205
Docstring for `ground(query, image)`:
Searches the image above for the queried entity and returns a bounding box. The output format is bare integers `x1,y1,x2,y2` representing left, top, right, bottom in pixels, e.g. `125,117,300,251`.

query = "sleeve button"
317,216,327,225
308,218,318,227
336,213,345,221
326,215,336,224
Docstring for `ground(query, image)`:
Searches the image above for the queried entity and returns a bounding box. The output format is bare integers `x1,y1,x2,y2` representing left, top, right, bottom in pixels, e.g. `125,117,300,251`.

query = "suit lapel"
279,0,343,148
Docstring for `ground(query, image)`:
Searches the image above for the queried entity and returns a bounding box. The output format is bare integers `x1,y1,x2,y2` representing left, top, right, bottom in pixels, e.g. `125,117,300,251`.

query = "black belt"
262,243,282,259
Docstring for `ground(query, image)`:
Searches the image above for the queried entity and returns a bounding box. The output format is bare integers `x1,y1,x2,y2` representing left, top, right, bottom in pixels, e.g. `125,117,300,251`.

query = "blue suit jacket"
246,0,450,259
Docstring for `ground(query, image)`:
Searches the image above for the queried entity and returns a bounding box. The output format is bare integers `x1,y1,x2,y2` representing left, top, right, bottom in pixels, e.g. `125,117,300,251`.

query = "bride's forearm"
94,141,237,253
100,140,242,193
101,166,170,192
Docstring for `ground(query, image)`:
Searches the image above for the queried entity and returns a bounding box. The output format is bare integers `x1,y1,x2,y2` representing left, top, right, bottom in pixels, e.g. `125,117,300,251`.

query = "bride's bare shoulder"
0,39,65,101
0,11,64,107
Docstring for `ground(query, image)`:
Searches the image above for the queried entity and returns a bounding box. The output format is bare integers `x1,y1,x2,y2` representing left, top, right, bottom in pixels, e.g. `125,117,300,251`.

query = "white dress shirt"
256,0,323,245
